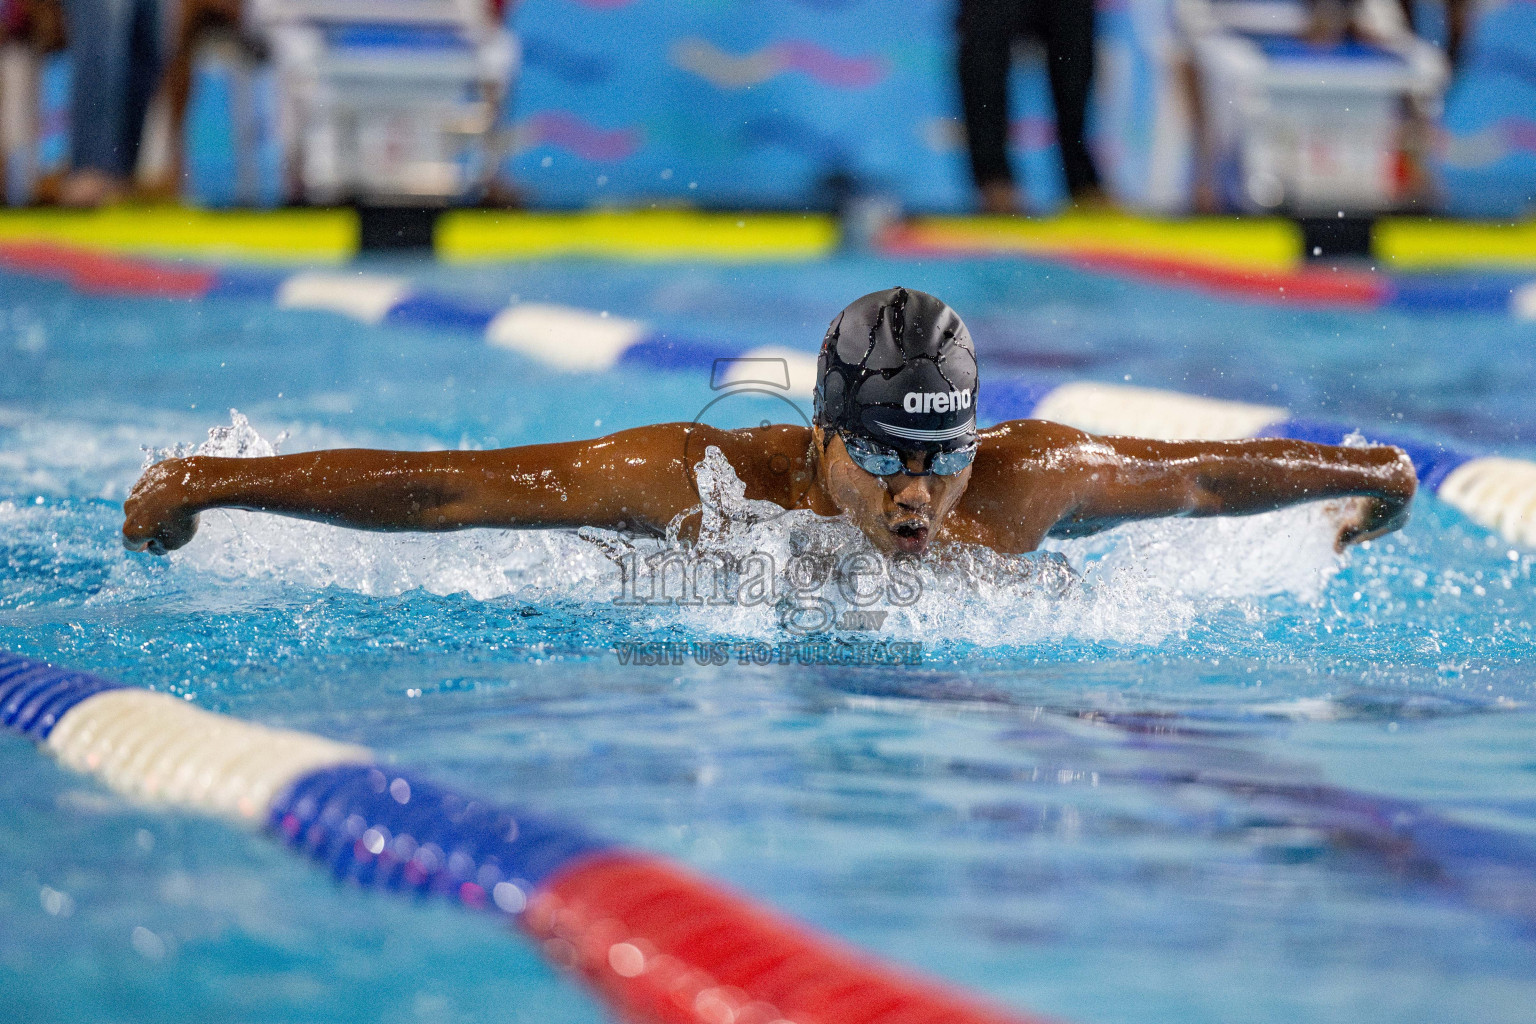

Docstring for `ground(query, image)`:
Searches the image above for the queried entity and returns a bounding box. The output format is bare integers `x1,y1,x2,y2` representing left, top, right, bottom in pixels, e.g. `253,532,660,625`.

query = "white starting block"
249,0,517,204
1178,0,1448,213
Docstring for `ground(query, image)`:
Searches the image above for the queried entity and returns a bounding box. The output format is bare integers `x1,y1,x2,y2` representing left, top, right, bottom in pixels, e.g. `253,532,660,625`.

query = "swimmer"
123,288,1416,558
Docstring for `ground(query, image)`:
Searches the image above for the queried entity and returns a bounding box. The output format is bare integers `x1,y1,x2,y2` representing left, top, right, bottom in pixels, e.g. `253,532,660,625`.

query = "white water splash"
1048,498,1345,602
162,415,1347,645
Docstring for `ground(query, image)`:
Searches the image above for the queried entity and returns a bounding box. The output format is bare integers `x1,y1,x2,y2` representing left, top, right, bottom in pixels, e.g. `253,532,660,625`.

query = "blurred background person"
58,0,161,206
145,0,243,200
1433,0,1471,72
0,0,66,200
956,0,1107,215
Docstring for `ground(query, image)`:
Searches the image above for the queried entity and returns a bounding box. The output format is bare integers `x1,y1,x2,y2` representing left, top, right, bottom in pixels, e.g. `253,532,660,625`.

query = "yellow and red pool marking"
882,216,1393,307
0,207,1531,312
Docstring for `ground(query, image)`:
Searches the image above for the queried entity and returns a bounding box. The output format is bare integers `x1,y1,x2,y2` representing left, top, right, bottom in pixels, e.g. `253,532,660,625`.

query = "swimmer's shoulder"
555,421,809,468
676,422,815,508
955,420,1103,548
597,421,809,477
675,422,810,464
976,418,1100,471
969,419,1119,505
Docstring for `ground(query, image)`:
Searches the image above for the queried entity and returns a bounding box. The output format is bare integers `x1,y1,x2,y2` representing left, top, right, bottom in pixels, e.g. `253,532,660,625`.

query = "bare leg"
1179,55,1219,213
1041,0,1105,205
958,0,1024,214
1445,0,1469,71
143,0,241,198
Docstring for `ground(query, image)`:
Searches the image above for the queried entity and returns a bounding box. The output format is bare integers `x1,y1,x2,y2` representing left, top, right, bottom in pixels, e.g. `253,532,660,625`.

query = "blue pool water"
2,255,1535,1024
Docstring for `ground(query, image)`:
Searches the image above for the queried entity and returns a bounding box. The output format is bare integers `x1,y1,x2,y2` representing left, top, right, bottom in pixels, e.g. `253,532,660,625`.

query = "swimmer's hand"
1331,448,1416,552
122,459,201,554
1332,495,1410,552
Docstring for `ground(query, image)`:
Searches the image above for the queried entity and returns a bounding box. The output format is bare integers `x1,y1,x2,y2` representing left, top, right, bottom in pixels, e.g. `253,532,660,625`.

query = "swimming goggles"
840,432,977,477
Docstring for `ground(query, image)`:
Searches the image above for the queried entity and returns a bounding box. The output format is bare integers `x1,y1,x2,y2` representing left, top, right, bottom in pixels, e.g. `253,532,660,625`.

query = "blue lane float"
0,653,123,740
272,763,612,897
1384,273,1535,315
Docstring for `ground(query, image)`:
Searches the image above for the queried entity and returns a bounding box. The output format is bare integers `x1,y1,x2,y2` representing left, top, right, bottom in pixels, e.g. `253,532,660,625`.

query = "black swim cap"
813,287,979,451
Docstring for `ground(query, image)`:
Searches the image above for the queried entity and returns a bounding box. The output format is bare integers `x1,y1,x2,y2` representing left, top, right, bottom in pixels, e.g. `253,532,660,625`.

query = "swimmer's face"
813,427,971,557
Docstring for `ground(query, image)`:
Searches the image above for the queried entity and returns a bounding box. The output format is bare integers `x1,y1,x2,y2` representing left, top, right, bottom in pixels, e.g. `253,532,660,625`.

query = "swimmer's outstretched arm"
1045,431,1417,550
122,425,706,554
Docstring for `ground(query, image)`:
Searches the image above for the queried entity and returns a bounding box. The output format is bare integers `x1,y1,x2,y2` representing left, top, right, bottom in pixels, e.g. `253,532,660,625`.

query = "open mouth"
889,520,930,553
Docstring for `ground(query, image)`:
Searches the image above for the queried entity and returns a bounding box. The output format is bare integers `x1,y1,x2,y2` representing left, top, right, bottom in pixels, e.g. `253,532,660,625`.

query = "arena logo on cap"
903,389,972,414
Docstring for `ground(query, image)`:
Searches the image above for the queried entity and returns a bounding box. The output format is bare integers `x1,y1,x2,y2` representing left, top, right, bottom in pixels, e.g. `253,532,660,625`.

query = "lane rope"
1,650,1055,1024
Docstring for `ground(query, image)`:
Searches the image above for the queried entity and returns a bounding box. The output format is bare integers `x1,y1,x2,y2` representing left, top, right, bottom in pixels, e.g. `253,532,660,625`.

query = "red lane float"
529,852,1054,1024
880,227,1388,309
0,241,215,297
1061,249,1386,307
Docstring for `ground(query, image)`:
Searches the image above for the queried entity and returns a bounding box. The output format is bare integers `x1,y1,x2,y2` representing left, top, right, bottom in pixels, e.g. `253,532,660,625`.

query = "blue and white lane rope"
0,651,1050,1024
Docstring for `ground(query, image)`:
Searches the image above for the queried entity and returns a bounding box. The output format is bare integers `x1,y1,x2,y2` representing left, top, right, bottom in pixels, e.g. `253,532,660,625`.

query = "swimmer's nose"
888,474,934,511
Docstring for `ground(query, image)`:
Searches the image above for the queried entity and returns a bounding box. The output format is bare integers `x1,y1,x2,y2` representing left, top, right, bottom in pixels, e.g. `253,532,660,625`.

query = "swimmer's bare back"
122,420,1416,556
